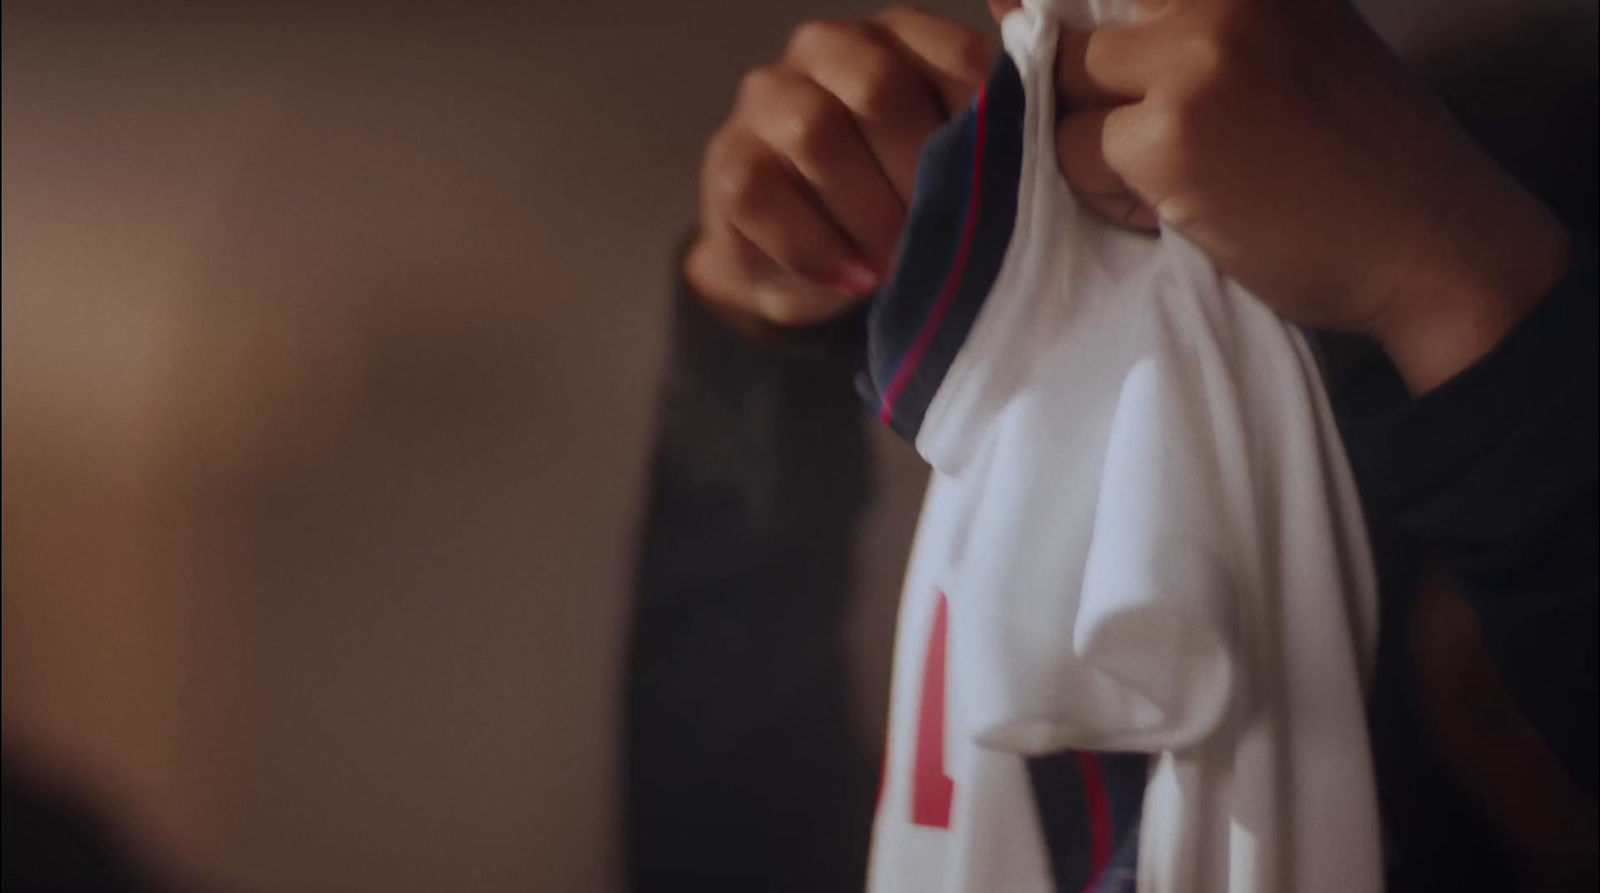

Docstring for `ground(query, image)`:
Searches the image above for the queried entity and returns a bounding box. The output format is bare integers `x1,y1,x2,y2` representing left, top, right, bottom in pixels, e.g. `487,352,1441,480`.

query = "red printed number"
912,591,954,828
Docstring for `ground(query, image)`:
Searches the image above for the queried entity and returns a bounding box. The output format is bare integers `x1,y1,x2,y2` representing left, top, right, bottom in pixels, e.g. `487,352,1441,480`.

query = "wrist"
1368,188,1570,395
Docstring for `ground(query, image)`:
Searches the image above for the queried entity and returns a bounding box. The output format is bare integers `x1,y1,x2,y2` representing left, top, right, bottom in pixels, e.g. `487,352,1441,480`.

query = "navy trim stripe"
1027,750,1148,893
876,81,989,426
864,53,1026,441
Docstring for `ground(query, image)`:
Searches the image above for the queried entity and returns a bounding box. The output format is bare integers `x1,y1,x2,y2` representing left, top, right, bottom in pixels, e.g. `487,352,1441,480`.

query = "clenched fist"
1029,0,1571,391
684,7,996,328
689,1,1571,394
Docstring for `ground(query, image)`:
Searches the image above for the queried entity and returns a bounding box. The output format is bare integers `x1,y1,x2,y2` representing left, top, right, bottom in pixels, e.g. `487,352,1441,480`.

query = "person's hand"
685,8,996,329
1026,0,1570,391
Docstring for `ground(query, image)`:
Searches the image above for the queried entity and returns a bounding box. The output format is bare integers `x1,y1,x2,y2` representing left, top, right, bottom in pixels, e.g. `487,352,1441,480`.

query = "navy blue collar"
861,54,1027,442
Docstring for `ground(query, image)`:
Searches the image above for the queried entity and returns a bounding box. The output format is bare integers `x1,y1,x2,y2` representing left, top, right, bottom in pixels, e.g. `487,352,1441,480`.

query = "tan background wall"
2,3,963,891
5,1,1590,891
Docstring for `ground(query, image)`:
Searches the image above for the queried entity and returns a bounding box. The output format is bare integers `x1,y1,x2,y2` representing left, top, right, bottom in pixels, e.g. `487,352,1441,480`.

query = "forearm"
1372,165,1573,395
628,258,876,888
1337,239,1599,794
642,258,870,535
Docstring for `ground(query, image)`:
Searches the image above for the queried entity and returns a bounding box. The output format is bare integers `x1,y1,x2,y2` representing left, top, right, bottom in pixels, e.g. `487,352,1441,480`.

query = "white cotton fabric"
866,1,1385,891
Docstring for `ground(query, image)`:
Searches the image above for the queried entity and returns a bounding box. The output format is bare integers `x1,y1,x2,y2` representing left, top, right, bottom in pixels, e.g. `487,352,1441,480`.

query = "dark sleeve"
1336,239,1599,797
625,261,877,892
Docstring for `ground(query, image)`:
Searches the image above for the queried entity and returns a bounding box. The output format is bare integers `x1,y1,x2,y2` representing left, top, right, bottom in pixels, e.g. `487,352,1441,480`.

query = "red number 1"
912,591,954,828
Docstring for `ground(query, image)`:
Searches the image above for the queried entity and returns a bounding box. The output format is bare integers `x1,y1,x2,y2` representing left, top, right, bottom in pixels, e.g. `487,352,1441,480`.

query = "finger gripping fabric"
864,3,1383,892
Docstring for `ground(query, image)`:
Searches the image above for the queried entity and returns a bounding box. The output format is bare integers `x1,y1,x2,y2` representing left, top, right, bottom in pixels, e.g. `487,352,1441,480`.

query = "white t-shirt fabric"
863,2,1385,891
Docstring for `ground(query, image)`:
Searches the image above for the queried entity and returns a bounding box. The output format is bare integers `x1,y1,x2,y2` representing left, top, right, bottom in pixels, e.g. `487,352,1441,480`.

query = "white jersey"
860,3,1384,891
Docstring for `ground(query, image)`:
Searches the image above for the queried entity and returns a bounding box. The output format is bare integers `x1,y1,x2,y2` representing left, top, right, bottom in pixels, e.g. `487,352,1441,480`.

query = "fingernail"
833,262,879,295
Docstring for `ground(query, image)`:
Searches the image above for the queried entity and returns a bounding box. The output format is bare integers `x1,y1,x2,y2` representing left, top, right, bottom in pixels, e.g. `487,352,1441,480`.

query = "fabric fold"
865,2,1382,892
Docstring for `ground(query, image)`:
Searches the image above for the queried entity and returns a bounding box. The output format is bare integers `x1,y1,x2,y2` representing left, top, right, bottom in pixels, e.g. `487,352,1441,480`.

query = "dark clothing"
626,289,876,893
2,754,170,893
627,91,1597,893
1318,240,1599,890
1331,243,1598,798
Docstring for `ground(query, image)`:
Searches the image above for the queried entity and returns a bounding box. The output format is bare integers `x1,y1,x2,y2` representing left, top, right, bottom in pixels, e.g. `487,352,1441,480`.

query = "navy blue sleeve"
626,259,876,892
1338,239,1598,796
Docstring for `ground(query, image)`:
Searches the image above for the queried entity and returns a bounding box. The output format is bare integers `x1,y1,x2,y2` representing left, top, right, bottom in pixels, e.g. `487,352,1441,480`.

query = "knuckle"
1082,32,1119,84
783,92,851,167
1099,130,1140,184
735,66,781,109
759,293,813,326
1144,102,1198,183
850,52,916,122
786,18,853,58
1175,8,1265,92
948,30,996,81
760,287,850,327
710,142,775,219
1141,99,1183,149
1176,33,1229,88
1103,104,1182,192
683,235,742,305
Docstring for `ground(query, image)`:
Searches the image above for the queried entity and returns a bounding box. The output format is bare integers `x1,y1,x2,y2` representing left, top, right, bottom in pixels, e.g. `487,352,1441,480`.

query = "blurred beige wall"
15,2,1582,891
1,2,973,891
